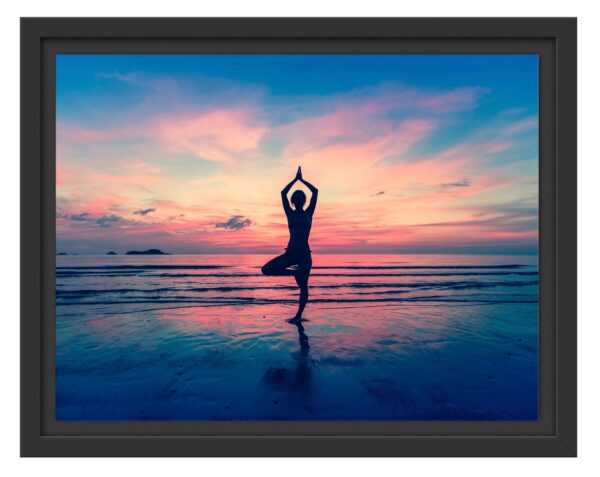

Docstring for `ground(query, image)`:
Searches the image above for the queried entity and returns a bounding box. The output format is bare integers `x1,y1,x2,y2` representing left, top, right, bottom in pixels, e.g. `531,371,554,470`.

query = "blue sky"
56,54,539,254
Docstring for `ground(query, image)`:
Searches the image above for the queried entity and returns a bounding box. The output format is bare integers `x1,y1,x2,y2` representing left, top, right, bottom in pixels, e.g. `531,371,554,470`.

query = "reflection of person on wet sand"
293,316,310,352
261,167,318,322
290,317,311,388
262,317,312,409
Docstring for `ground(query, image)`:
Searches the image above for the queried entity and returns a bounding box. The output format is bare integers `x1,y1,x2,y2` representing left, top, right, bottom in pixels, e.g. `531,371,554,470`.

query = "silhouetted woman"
261,167,318,321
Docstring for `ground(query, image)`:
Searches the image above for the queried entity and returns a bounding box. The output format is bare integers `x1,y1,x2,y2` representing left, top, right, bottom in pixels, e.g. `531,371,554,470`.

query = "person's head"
291,190,306,210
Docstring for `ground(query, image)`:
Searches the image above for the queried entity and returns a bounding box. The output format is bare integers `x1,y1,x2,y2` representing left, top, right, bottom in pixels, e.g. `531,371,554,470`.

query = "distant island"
107,251,118,255
125,249,168,255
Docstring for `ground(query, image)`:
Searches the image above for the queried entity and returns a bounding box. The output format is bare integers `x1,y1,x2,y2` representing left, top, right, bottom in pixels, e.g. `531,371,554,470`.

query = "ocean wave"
309,264,528,270
57,263,528,272
57,264,230,270
56,259,538,312
56,279,538,297
142,271,538,278
56,294,538,307
56,271,142,277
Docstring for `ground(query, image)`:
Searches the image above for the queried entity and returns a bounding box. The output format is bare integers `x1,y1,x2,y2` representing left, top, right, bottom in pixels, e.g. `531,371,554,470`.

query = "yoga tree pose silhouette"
261,167,318,321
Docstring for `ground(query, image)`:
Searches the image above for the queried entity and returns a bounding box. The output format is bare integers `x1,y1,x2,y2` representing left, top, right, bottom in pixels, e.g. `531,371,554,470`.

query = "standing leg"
293,266,310,320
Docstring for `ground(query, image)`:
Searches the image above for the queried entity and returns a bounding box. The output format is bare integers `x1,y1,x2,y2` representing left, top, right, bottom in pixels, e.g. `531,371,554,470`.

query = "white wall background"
0,0,595,473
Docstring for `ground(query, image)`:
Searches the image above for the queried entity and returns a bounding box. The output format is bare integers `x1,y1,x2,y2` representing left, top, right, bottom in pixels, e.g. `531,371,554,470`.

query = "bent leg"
261,253,296,276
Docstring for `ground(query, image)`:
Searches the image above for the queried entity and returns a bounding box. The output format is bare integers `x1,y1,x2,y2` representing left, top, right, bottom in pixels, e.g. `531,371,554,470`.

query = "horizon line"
56,251,539,256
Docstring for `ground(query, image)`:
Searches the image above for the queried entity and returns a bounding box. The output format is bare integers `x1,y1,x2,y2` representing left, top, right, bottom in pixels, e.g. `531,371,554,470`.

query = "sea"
56,253,538,420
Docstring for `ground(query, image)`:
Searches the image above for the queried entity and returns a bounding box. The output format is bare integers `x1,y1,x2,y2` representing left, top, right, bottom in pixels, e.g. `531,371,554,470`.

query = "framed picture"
20,17,577,457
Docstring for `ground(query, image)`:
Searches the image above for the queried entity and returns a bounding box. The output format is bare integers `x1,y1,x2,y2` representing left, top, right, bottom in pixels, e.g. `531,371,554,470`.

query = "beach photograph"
56,54,539,421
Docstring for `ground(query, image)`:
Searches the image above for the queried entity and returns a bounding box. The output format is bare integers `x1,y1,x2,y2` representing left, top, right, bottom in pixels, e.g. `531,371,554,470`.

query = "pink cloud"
331,83,485,113
57,122,142,144
57,105,268,166
502,116,538,135
414,87,487,112
152,108,267,163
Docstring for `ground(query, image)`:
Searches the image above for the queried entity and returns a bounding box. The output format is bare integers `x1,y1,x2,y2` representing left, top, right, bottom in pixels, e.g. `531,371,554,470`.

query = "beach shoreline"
56,254,538,420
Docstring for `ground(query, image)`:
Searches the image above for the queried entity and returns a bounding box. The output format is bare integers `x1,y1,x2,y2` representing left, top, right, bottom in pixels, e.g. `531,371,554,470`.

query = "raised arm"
299,175,318,215
281,173,298,216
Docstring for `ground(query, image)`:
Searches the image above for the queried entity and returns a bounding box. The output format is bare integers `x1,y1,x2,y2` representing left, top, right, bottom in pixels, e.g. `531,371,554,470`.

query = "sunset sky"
56,54,538,255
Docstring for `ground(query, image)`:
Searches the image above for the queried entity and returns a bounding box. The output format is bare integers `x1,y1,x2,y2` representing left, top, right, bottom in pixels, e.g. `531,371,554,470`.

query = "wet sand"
56,254,538,420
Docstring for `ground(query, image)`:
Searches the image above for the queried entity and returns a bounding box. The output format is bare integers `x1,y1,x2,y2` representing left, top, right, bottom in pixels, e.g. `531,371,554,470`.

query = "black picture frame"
20,17,577,457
